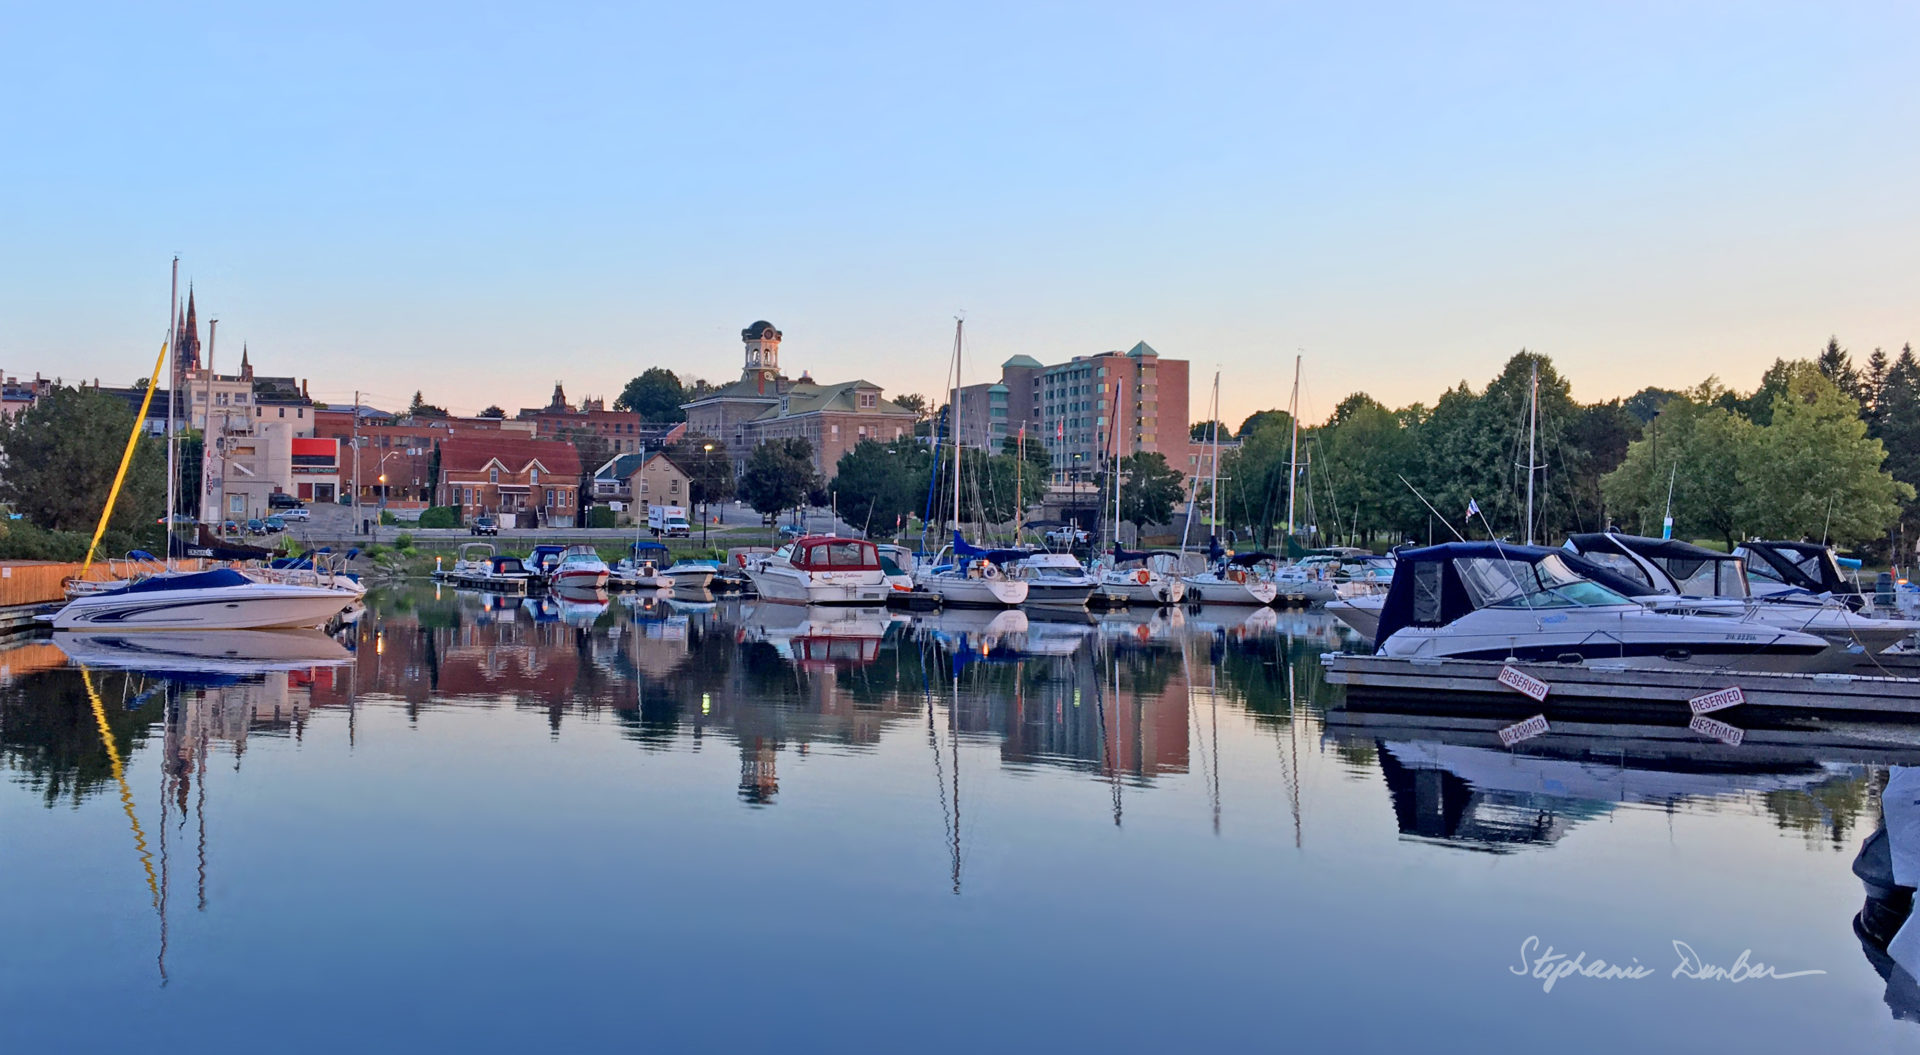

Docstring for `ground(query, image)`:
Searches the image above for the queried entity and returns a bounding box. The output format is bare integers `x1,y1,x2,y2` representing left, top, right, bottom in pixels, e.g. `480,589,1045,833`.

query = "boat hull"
1099,574,1185,606
52,583,355,631
919,575,1028,608
749,568,893,606
1180,576,1276,606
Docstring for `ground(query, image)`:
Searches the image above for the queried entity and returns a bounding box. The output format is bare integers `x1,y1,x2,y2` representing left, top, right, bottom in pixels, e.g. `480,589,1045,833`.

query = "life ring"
1135,569,1151,586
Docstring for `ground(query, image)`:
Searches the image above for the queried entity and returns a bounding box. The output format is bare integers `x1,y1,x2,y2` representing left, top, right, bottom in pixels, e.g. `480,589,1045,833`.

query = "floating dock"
1321,651,1920,721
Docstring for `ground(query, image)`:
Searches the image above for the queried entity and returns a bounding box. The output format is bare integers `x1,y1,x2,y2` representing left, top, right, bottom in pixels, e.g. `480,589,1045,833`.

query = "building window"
278,407,285,418
859,392,876,409
489,468,499,484
530,468,540,485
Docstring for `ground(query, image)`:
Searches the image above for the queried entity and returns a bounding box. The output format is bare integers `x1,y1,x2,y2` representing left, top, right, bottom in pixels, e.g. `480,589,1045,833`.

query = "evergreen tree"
1816,337,1863,405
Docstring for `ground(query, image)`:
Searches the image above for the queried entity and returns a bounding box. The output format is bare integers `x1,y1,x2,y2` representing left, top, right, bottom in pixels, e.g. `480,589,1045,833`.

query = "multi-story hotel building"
956,342,1190,485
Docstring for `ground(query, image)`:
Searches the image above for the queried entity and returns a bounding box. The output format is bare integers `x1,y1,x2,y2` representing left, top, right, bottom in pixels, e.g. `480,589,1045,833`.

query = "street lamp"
373,449,404,541
702,442,714,549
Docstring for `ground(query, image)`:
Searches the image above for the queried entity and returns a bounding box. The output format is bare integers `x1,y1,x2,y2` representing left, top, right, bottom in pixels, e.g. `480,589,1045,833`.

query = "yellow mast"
82,339,169,573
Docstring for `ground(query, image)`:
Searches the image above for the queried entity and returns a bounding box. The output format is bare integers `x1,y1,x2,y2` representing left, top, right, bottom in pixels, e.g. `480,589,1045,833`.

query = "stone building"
680,321,919,479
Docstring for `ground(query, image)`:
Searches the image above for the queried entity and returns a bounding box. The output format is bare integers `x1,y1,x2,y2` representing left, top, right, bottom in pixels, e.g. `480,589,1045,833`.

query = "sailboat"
913,319,1028,609
1089,368,1184,605
1179,370,1274,605
51,261,355,632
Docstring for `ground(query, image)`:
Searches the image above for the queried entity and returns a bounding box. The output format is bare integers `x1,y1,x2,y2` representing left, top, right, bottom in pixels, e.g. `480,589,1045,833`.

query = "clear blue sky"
4,2,1915,426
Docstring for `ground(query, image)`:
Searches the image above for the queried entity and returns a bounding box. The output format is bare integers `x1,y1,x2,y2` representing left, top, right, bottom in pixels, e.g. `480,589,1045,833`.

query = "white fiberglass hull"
916,573,1028,608
1377,605,1832,673
663,566,716,589
1179,574,1277,606
1021,580,1096,607
1099,572,1185,606
1326,595,1386,640
552,568,611,589
53,629,353,672
52,582,355,631
750,567,893,606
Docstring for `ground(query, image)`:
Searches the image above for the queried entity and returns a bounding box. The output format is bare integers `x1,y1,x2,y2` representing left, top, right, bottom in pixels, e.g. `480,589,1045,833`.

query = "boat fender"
1663,649,1693,662
1555,653,1583,664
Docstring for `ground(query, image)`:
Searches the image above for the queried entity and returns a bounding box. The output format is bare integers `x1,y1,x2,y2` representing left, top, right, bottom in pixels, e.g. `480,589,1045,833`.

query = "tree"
615,367,687,422
893,393,929,421
667,433,736,507
1190,419,1230,442
1876,345,1920,527
1601,386,1756,548
1001,432,1052,477
1098,452,1185,534
0,386,165,534
427,442,443,502
1816,337,1865,406
1738,366,1910,545
739,438,819,520
1622,387,1678,425
407,390,450,419
1237,409,1291,439
478,405,506,419
1309,394,1421,547
828,438,931,538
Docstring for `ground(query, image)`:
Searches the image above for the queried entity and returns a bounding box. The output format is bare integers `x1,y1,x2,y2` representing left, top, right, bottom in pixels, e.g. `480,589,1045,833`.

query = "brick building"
681,320,919,479
439,434,583,528
960,343,1191,485
517,384,665,454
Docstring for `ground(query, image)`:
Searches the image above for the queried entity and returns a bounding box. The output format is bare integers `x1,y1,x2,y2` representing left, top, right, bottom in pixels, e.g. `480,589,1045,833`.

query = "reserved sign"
1688,686,1745,715
1498,714,1551,747
1497,665,1551,702
1689,715,1745,746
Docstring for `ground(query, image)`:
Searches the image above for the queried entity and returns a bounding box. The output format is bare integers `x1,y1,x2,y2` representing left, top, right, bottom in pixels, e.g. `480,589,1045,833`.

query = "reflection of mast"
1280,663,1303,848
1181,635,1220,834
1094,640,1122,826
949,672,962,895
924,649,958,894
196,722,209,912
157,694,172,986
80,669,161,926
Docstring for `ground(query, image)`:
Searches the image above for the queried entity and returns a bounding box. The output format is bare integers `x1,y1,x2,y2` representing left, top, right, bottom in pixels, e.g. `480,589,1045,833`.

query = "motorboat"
611,541,670,589
1097,546,1186,606
548,545,611,590
1326,592,1386,639
1004,551,1099,607
1273,554,1345,604
1736,539,1870,611
912,534,1028,608
526,544,568,581
439,542,495,581
50,567,356,631
747,536,895,606
661,559,718,590
1565,532,1920,656
874,543,919,593
1371,541,1831,671
1180,547,1279,606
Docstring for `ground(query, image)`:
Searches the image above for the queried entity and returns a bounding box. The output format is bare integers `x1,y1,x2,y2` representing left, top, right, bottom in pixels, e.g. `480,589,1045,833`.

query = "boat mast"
1113,375,1125,549
1209,371,1220,537
200,319,217,527
1525,360,1538,546
950,318,963,541
164,259,179,569
1285,354,1300,542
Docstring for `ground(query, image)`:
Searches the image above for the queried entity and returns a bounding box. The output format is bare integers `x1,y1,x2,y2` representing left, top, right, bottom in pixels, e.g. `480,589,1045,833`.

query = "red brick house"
439,435,583,528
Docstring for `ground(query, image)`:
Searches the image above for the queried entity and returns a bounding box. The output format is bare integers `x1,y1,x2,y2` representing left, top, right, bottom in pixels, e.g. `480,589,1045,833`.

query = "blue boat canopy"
121,568,253,594
953,531,1029,565
631,540,670,555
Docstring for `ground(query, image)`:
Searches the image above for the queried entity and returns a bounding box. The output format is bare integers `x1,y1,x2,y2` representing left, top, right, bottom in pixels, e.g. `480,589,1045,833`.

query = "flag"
1466,498,1481,519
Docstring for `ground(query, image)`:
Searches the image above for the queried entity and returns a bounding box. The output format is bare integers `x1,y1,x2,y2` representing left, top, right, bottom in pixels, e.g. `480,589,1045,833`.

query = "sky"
3,1,1916,427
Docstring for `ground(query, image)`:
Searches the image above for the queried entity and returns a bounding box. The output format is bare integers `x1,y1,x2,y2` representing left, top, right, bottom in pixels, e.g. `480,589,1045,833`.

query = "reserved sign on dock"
1688,686,1745,715
1689,715,1745,746
1497,665,1550,702
1498,714,1550,747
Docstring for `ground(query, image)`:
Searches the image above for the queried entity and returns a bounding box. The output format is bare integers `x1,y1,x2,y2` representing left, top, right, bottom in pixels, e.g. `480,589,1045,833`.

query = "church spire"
240,343,252,380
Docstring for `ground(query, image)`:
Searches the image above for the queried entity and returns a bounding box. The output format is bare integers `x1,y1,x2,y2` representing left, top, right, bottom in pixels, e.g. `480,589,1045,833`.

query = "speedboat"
1009,551,1099,607
440,542,495,581
50,567,356,631
1326,593,1387,639
661,559,718,590
611,541,670,588
1181,550,1280,606
912,534,1028,608
1097,546,1186,606
748,536,895,606
526,544,568,581
549,545,611,589
1565,532,1920,656
1273,554,1348,605
1371,542,1831,671
1737,539,1871,611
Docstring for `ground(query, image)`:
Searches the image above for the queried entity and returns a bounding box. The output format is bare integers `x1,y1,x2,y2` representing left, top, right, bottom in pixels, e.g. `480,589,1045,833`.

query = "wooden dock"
1321,651,1920,721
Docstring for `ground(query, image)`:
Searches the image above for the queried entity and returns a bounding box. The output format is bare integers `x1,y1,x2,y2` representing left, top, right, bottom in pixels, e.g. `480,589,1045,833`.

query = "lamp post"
702,442,714,549
373,449,403,542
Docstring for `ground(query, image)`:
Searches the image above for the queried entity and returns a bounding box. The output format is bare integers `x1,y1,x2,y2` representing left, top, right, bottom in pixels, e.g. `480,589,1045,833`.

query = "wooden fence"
0,559,209,608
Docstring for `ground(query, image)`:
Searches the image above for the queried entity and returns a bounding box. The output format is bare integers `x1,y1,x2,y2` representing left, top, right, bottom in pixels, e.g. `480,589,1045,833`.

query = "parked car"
778,524,804,540
263,515,287,533
1045,525,1091,546
222,519,241,535
245,518,267,535
155,514,197,528
268,492,301,509
471,515,499,536
280,506,310,521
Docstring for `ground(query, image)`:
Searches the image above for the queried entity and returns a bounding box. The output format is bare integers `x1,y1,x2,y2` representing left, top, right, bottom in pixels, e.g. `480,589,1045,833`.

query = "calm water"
3,587,1916,1052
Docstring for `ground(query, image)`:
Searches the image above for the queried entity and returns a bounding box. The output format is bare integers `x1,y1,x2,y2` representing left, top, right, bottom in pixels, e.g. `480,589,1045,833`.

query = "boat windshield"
1454,553,1633,610
1653,556,1747,597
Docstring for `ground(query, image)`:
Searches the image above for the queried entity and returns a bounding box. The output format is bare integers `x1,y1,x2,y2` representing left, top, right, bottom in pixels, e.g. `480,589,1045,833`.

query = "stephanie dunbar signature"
1511,936,1826,993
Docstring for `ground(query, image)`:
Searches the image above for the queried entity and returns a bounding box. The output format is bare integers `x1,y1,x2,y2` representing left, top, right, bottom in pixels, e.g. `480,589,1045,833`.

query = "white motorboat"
1736,539,1873,610
50,567,356,631
1564,532,1920,656
661,560,718,590
612,541,672,588
1180,551,1279,606
1327,593,1386,639
1372,542,1831,672
439,542,495,581
549,545,611,590
1097,547,1186,606
748,536,895,606
1008,551,1099,607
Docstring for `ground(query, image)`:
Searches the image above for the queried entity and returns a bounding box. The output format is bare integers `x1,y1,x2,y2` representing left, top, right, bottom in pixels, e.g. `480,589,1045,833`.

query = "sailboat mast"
1114,375,1125,548
1525,360,1538,546
950,319,963,537
164,258,179,567
1209,371,1220,534
1285,354,1300,540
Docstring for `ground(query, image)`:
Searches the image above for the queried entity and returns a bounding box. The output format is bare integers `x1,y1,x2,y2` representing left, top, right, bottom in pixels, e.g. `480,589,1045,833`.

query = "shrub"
587,506,616,529
394,532,414,550
379,511,398,526
416,505,461,529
